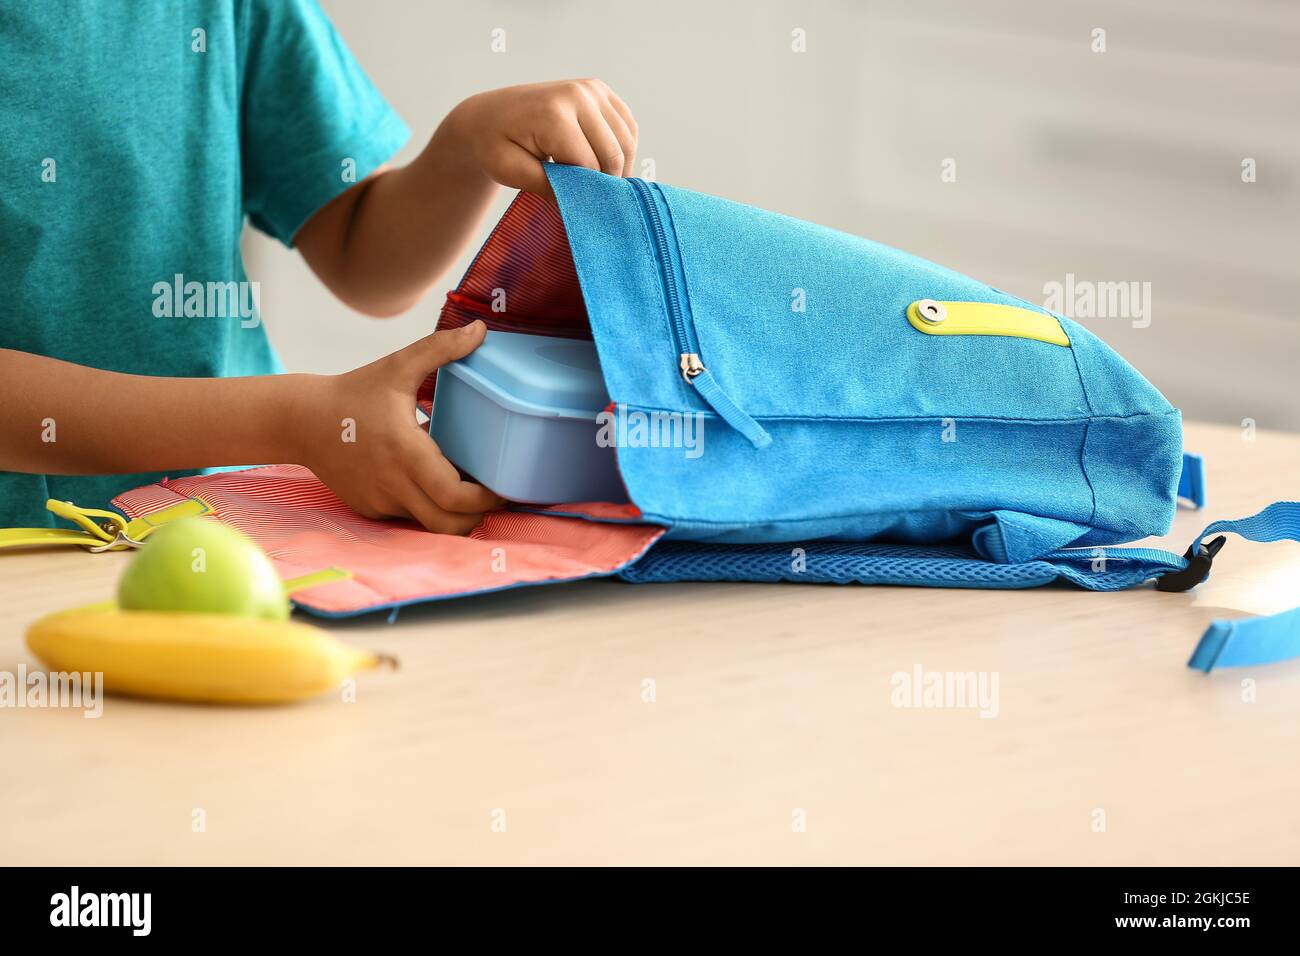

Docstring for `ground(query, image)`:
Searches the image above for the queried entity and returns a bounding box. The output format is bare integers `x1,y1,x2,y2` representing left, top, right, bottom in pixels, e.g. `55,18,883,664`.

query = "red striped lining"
419,190,591,406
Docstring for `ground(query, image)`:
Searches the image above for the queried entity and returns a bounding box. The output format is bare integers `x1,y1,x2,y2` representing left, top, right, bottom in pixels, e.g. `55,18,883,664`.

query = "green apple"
117,518,289,620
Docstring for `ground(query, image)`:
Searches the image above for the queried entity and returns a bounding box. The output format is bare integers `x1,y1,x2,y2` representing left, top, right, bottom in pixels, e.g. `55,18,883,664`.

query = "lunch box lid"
440,330,611,419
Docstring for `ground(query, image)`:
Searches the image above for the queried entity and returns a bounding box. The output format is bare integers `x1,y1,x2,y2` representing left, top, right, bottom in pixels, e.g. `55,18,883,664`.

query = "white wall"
246,0,1300,430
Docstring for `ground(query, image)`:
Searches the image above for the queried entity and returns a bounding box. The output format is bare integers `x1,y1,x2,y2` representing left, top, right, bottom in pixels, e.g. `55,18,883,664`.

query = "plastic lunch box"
428,330,629,504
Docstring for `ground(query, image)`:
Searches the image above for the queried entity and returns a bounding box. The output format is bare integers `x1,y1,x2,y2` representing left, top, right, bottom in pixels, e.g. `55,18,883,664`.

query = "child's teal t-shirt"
0,0,409,528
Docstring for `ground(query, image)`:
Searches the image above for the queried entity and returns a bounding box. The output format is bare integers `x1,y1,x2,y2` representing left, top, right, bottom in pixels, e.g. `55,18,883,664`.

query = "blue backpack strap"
1177,452,1207,508
1154,501,1300,672
1188,608,1300,672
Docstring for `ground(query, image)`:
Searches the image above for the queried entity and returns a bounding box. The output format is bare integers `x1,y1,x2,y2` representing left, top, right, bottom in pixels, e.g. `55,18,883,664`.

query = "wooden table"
2,421,1298,865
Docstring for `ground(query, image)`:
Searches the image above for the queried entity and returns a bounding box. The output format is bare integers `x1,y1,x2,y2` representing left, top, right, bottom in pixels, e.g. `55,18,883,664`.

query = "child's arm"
294,79,637,317
0,322,500,534
2,80,635,532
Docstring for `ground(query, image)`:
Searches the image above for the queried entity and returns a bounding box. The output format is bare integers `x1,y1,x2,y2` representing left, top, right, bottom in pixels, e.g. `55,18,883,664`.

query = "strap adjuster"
1155,535,1227,592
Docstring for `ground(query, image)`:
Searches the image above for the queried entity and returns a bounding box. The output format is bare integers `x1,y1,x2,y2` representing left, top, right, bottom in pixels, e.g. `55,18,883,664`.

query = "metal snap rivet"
915,299,947,324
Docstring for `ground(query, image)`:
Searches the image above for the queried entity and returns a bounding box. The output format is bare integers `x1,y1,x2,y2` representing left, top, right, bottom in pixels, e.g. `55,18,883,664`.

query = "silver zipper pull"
679,352,704,382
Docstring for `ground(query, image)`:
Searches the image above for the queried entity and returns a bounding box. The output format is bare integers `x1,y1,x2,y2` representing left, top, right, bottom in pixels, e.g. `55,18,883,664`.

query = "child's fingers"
492,140,556,199
397,320,486,381
399,485,483,535
592,81,638,156
574,102,626,176
449,480,505,513
413,446,504,514
598,100,636,178
537,110,603,174
604,88,638,144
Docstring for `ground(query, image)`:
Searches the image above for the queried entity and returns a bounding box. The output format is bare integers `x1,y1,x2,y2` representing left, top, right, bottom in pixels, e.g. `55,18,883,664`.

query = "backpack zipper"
627,178,772,449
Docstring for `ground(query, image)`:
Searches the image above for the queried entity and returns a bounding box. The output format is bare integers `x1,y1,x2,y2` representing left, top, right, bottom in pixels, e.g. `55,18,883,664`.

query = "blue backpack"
503,164,1296,672
92,164,1298,672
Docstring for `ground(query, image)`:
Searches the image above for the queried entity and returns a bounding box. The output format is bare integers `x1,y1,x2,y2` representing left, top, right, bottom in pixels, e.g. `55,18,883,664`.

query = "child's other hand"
294,321,504,534
443,78,638,199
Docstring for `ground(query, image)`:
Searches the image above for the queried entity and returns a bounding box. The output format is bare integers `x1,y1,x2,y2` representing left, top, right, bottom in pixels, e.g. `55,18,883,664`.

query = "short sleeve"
238,0,410,246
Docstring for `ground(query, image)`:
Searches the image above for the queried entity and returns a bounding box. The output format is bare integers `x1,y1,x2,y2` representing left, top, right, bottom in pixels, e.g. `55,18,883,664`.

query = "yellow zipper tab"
123,496,212,542
283,566,353,595
906,300,1070,348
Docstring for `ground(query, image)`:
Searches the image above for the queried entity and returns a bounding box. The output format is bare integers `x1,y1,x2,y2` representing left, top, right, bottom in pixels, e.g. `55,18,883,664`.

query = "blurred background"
245,0,1300,430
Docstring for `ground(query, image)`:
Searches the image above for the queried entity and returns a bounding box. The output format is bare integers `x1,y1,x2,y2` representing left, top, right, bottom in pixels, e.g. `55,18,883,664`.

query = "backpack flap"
112,466,663,618
544,164,1183,553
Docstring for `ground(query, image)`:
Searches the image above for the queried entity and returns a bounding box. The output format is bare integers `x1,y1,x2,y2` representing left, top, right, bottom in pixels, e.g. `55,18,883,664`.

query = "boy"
0,0,637,533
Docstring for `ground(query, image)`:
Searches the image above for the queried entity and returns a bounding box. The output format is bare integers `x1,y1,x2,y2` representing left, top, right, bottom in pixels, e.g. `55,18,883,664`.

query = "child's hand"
443,78,639,198
294,79,637,317
293,321,503,534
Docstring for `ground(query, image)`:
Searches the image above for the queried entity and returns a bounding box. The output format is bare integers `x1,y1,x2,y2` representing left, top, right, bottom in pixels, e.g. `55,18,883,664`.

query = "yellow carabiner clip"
44,500,131,545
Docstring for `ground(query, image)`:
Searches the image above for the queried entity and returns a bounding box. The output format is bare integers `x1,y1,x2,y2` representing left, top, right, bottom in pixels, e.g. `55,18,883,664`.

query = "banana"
26,605,394,705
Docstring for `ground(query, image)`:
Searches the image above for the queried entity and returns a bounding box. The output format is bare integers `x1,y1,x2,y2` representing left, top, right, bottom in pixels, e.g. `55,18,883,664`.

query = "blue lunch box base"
429,330,629,505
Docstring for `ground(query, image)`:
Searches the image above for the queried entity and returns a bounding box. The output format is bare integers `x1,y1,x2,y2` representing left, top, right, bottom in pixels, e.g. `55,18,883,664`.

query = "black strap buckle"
1155,535,1227,593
